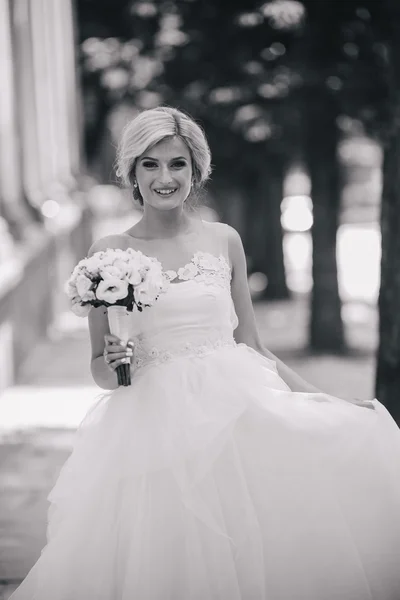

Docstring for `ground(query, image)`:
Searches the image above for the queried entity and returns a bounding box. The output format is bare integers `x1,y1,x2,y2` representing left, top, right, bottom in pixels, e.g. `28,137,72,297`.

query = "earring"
132,180,139,199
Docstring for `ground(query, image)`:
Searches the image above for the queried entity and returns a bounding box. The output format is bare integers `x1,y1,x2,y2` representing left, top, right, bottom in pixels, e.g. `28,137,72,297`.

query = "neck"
138,207,197,239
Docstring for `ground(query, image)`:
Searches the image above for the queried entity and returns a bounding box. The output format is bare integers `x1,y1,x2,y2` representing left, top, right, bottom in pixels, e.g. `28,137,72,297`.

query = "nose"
158,165,173,185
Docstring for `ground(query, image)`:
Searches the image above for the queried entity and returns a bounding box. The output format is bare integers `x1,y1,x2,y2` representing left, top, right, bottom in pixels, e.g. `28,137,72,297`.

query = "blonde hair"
116,106,212,204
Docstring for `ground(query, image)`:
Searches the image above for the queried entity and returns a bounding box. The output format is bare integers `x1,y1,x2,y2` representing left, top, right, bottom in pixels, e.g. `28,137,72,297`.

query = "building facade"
0,0,92,391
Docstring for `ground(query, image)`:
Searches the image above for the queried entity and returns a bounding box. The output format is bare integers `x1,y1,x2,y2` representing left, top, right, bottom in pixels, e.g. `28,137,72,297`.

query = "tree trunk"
208,171,246,236
304,88,346,352
247,157,289,300
375,117,400,423
374,0,400,422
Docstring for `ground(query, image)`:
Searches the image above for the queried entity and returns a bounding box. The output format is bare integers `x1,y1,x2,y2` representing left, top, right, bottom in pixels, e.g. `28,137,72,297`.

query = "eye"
171,160,187,169
142,161,158,169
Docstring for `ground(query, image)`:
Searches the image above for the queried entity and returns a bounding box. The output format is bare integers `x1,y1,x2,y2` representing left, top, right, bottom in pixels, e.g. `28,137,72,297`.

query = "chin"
151,195,186,209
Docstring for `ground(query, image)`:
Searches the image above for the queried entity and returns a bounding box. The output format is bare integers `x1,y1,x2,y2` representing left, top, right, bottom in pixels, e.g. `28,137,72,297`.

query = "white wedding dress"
10,226,400,600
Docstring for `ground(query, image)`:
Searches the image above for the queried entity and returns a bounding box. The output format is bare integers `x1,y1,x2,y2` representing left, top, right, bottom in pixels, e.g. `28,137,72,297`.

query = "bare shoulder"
205,220,241,247
87,233,134,256
212,221,243,253
204,221,244,273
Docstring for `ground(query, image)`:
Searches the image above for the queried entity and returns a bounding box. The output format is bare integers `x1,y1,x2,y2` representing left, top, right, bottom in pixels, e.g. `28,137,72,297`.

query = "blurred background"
1,0,400,592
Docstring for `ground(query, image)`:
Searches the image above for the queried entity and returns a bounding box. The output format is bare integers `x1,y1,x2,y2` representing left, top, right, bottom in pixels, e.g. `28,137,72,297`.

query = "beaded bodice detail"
133,336,237,370
126,246,239,372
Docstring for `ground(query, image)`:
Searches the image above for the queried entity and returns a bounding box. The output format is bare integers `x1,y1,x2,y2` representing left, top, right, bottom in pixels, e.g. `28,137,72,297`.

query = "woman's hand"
103,334,134,372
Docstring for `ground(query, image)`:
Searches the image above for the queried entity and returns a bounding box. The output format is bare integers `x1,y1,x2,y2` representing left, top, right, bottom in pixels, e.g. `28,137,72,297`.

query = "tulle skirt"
9,344,400,600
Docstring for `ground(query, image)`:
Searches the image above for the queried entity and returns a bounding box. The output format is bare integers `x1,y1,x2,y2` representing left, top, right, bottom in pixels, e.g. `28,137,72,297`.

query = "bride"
10,106,400,600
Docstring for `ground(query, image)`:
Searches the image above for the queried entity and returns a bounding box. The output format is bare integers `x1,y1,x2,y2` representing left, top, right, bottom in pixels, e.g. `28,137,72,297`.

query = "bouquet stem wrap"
107,305,132,386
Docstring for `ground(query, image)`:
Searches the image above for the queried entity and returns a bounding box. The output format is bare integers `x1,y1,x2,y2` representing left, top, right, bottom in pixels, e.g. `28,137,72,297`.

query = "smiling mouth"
154,189,178,197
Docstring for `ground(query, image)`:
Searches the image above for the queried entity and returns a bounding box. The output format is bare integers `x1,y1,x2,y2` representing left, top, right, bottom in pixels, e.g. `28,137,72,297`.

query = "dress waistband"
132,335,237,370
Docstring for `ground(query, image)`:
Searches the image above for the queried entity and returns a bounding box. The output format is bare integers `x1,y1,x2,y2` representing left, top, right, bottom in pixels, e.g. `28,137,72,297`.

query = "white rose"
112,258,131,277
71,301,91,317
126,248,145,262
65,278,78,300
100,249,118,266
83,255,103,274
134,276,161,306
100,264,125,280
126,264,142,286
96,278,129,303
147,262,162,278
75,274,95,302
70,265,80,278
69,264,86,281
126,253,152,285
147,270,164,289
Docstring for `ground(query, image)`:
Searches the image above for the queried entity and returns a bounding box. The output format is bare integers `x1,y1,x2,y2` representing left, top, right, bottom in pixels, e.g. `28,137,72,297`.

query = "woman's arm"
86,236,120,390
89,309,119,390
226,224,322,394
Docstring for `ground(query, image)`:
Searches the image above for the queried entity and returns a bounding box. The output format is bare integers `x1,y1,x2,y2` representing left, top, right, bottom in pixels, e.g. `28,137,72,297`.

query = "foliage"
77,0,308,165
77,1,394,159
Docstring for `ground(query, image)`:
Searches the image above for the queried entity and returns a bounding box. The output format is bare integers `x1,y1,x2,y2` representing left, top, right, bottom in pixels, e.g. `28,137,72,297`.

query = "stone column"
0,0,37,242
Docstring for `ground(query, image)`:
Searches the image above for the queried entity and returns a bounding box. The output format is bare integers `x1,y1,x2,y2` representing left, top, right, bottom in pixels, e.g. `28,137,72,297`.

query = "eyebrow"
140,156,188,161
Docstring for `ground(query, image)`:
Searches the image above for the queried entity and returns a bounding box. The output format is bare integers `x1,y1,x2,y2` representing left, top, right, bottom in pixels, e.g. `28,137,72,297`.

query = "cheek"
136,172,153,191
178,171,192,188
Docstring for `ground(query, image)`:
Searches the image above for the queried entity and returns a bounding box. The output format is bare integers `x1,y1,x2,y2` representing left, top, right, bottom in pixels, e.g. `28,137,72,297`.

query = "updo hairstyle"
115,106,212,206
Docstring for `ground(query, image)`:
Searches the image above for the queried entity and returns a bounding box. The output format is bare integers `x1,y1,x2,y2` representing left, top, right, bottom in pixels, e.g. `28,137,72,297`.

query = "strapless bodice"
127,252,239,370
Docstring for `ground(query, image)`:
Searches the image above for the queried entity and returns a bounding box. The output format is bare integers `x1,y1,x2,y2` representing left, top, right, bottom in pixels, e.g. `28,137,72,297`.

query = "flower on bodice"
177,262,199,281
186,252,231,288
161,252,231,289
165,270,178,282
193,252,223,271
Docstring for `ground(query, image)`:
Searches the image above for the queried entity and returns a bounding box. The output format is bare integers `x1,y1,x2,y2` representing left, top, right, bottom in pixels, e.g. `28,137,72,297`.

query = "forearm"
258,345,322,394
90,356,120,390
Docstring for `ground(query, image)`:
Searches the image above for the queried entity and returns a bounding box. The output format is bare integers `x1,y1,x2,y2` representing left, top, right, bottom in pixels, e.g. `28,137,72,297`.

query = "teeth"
155,189,176,195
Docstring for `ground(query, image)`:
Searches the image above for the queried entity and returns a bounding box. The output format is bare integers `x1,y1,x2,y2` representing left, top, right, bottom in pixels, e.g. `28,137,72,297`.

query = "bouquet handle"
107,305,132,386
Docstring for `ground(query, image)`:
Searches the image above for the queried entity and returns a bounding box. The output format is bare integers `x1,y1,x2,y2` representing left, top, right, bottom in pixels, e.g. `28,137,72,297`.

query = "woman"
10,106,400,600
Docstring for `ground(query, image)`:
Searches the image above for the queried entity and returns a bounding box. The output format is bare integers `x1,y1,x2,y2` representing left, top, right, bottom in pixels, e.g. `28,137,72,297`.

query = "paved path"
0,298,377,596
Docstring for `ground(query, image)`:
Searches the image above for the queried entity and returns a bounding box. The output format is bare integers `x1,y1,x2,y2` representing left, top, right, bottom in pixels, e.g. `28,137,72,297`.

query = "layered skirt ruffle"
10,344,400,600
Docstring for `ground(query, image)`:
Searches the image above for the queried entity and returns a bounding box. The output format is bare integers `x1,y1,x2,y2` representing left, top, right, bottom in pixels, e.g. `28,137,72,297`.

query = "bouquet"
65,248,169,386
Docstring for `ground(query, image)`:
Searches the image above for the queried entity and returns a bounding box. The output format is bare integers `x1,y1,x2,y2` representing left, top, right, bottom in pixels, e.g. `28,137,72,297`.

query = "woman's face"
135,136,193,210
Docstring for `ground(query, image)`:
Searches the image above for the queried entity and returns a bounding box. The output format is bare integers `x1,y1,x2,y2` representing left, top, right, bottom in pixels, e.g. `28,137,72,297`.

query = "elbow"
244,333,265,354
248,340,277,364
233,326,262,351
